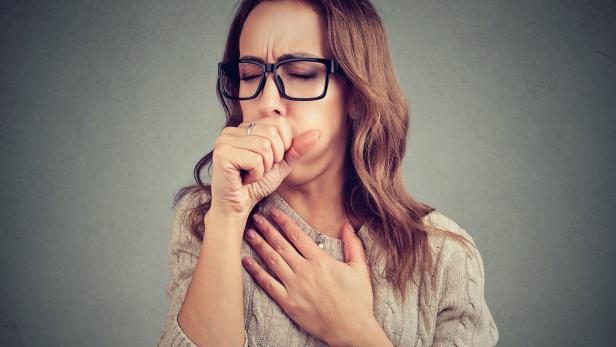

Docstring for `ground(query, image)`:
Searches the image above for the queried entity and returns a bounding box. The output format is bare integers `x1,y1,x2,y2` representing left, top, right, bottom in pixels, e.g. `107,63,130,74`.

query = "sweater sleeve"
157,194,249,347
431,236,499,347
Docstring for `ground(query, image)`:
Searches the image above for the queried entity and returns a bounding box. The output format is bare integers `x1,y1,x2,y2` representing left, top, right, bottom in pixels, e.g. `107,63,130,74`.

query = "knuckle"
221,143,232,152
297,266,314,281
259,138,271,151
273,241,286,253
314,258,328,270
259,224,270,234
267,254,278,265
264,279,275,293
288,229,301,243
252,242,262,251
254,271,265,282
278,216,289,226
252,152,262,163
251,235,262,246
285,300,298,315
212,146,225,160
255,218,268,230
265,125,278,138
212,148,220,159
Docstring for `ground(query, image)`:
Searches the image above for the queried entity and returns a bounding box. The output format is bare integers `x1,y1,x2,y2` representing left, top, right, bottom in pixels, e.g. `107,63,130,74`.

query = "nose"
256,71,286,117
260,71,283,99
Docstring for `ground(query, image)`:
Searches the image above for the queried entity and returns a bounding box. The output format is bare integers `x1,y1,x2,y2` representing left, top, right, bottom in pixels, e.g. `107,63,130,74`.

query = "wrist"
203,207,249,245
331,318,392,347
205,205,249,226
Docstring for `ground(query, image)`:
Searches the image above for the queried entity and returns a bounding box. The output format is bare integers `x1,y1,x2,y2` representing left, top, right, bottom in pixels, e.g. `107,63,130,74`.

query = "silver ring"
246,121,256,136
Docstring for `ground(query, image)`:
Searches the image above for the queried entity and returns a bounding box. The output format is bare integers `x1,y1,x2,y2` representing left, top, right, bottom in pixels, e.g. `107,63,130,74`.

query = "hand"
241,207,376,346
210,117,321,220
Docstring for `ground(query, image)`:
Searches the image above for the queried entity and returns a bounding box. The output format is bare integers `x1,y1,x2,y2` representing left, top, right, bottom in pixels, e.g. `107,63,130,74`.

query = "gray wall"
1,1,614,346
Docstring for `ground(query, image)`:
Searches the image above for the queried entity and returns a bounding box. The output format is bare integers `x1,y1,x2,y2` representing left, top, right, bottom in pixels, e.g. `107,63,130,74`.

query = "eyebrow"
239,51,322,63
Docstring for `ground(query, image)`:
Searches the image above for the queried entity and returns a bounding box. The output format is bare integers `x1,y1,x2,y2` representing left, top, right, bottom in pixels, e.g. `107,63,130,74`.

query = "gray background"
1,1,614,346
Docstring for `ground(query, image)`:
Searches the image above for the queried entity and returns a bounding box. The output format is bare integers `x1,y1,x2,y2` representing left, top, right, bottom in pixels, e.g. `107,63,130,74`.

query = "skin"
243,207,393,347
236,1,394,346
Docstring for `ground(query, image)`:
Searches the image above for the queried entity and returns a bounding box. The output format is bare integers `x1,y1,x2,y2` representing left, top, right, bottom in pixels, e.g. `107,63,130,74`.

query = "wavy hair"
173,0,475,303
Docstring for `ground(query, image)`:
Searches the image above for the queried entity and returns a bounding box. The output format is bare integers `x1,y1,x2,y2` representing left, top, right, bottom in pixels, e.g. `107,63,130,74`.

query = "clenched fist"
210,116,321,223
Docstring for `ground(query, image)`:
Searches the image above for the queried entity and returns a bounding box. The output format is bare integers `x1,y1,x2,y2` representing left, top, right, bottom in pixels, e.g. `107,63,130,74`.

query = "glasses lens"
220,62,263,99
220,60,328,99
277,61,327,99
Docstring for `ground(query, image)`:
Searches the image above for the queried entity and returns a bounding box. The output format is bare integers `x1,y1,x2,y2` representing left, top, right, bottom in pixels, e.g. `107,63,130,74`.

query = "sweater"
157,190,499,346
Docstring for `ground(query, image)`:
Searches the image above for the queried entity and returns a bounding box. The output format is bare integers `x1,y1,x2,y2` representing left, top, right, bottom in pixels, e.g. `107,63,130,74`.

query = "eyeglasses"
217,57,345,101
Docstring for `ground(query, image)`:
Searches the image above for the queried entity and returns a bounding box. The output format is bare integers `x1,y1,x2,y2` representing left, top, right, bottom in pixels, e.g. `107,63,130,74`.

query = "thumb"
342,221,367,267
277,129,321,178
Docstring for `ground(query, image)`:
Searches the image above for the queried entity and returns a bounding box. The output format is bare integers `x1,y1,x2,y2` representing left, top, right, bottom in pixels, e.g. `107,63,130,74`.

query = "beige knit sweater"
157,190,499,346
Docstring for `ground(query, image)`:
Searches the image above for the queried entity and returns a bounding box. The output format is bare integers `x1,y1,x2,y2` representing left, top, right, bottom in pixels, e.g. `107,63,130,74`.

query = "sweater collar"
255,190,374,261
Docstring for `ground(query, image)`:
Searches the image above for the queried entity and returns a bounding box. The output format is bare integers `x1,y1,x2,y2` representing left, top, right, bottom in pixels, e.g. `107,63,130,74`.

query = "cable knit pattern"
425,212,499,346
157,191,499,346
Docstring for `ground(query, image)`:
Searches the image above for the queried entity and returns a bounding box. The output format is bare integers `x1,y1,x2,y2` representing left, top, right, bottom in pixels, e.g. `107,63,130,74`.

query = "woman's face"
238,0,351,186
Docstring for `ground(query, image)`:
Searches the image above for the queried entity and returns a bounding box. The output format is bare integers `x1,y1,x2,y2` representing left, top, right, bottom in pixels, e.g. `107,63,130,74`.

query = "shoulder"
420,210,479,267
420,211,499,345
420,209,490,306
419,210,489,301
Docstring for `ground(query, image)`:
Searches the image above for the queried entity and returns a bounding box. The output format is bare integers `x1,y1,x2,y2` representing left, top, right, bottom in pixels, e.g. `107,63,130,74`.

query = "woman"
158,0,499,346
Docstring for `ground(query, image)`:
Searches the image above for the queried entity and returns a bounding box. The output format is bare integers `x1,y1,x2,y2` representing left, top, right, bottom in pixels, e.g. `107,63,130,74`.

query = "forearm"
177,208,248,346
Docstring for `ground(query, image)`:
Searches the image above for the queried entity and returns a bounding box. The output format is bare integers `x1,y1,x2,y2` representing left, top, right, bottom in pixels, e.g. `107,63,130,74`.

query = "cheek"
298,113,348,163
295,81,348,131
291,109,345,156
239,104,253,123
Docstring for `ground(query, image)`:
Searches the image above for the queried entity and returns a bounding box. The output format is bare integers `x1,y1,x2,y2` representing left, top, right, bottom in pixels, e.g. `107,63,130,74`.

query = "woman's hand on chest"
242,207,378,346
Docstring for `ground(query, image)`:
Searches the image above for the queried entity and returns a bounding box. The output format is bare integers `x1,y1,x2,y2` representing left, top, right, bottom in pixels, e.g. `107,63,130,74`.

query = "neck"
276,165,361,240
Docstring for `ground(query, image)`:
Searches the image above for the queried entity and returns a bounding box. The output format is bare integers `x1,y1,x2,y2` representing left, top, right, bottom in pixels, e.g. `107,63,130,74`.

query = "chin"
282,165,315,187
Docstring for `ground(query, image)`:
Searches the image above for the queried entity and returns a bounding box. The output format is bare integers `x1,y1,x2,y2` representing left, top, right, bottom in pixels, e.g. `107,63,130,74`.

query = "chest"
239,240,429,346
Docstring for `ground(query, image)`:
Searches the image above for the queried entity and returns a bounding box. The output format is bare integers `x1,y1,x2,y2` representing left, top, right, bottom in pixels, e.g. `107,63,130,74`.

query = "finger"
341,221,368,267
242,254,289,305
229,134,274,174
269,117,293,155
277,129,321,178
269,207,323,261
285,129,320,165
243,227,296,287
216,144,264,183
237,121,286,164
251,213,307,272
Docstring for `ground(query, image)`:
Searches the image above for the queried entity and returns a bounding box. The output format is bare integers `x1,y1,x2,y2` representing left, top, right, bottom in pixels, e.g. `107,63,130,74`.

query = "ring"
246,121,256,136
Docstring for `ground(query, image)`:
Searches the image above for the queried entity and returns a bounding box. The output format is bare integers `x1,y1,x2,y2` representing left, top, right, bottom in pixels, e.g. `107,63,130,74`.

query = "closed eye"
240,74,261,81
289,73,316,80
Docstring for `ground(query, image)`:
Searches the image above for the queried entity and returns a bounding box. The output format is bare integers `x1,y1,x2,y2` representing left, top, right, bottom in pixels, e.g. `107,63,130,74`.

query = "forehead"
239,1,329,61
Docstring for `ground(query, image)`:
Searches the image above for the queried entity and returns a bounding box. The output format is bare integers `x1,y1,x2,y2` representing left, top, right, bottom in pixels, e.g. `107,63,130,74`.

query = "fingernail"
271,208,280,218
243,257,252,266
252,214,262,225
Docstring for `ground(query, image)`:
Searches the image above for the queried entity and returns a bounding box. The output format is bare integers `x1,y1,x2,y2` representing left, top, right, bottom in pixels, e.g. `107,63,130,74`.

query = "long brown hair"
173,0,475,304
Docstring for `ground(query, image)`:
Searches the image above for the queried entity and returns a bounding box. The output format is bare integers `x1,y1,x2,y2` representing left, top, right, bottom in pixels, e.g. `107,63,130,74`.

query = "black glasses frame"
217,57,345,101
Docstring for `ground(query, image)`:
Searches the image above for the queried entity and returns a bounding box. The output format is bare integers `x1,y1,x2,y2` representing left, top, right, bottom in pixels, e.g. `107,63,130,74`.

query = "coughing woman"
158,1,499,346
